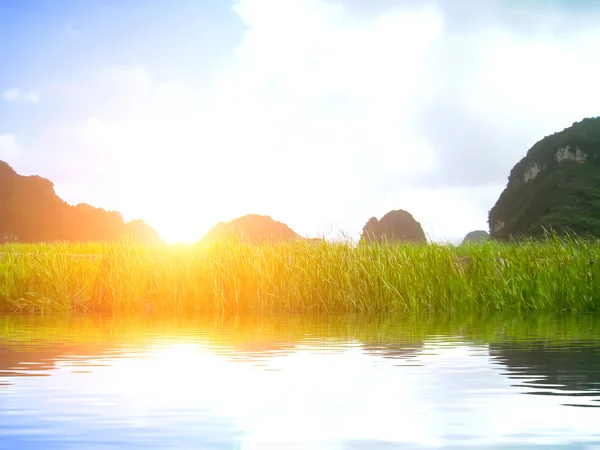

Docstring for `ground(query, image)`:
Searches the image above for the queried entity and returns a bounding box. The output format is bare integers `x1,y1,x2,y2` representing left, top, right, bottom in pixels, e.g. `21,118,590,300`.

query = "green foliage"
489,117,600,239
1,237,599,314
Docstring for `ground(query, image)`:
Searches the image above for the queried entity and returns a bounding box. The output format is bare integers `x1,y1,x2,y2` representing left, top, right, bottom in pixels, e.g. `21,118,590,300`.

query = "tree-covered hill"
489,117,600,240
360,209,426,243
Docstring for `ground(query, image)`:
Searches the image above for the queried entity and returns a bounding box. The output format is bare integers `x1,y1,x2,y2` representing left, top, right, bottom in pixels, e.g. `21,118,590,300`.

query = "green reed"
0,236,599,314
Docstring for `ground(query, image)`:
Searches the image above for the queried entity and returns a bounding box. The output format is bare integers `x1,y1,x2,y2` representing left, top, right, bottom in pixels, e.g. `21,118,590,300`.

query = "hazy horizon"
2,0,600,243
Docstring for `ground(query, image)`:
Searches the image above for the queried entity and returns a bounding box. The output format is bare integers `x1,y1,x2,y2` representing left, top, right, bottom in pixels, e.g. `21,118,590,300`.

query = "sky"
1,0,600,244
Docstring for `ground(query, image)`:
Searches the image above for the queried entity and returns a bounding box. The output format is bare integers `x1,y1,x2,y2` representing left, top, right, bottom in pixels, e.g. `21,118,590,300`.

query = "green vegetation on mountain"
489,117,600,240
360,209,426,243
462,230,489,244
0,160,162,244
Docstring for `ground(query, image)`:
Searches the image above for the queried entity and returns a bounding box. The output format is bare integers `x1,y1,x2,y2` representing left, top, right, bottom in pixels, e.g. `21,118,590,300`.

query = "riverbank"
0,238,598,314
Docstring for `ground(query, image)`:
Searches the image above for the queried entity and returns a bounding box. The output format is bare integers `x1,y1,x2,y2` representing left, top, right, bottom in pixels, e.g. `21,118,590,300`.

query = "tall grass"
0,236,599,314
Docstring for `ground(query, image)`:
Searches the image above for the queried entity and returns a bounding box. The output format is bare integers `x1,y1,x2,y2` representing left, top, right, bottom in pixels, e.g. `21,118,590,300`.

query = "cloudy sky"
1,0,600,243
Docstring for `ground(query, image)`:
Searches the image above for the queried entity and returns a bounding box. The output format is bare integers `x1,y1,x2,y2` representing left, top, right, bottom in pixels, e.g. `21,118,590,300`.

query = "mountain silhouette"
0,160,163,244
360,209,426,243
201,214,303,244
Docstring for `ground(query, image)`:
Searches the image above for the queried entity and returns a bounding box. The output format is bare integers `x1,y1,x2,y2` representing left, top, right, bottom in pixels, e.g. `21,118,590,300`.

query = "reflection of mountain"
362,340,423,362
224,341,298,365
489,341,600,401
0,342,113,376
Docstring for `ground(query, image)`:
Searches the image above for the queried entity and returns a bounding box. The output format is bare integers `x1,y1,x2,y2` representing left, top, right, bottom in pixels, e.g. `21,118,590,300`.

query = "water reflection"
0,342,113,378
490,341,600,406
1,314,600,449
362,340,423,362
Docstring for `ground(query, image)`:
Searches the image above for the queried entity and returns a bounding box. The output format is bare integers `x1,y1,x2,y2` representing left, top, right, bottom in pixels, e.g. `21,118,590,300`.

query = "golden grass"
0,236,599,314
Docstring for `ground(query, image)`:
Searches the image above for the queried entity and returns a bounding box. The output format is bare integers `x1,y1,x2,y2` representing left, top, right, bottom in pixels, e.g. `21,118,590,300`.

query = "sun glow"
82,90,255,244
68,3,450,246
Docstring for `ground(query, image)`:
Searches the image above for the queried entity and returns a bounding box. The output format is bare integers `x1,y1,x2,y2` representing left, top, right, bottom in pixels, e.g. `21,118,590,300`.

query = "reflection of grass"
1,237,600,313
2,313,600,348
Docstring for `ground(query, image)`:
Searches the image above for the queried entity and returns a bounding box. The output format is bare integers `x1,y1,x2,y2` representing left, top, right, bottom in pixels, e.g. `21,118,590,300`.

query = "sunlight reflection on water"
1,314,600,449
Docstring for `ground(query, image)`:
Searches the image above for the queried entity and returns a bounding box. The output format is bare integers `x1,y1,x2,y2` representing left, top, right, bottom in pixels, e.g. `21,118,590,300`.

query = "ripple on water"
1,313,600,449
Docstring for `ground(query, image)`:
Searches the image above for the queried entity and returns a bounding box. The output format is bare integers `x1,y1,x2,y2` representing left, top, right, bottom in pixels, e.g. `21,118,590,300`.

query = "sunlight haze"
1,0,600,243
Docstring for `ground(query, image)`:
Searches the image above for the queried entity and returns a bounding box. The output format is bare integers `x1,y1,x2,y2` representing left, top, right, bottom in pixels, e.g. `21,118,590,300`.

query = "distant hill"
0,160,163,244
489,117,600,240
201,214,303,244
124,220,164,244
360,209,426,243
462,230,489,244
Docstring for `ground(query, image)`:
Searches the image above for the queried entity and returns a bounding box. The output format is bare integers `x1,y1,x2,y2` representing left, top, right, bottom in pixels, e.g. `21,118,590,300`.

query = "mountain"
0,160,163,244
201,214,302,244
489,117,600,240
360,209,426,243
462,230,489,244
123,219,164,244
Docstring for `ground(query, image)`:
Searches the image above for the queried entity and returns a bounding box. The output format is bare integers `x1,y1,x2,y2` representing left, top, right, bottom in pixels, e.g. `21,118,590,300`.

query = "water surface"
1,314,600,449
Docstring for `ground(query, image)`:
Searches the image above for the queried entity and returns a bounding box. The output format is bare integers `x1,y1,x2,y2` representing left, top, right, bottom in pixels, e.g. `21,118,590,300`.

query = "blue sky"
1,0,600,243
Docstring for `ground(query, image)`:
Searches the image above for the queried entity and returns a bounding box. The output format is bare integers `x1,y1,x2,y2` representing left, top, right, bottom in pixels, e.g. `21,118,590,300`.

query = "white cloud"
1,88,40,103
33,0,600,243
0,134,23,161
96,65,154,95
198,0,446,238
198,0,600,242
476,28,600,123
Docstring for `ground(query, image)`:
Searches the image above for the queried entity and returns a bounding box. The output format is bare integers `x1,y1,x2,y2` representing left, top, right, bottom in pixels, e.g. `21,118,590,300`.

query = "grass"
0,236,599,314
